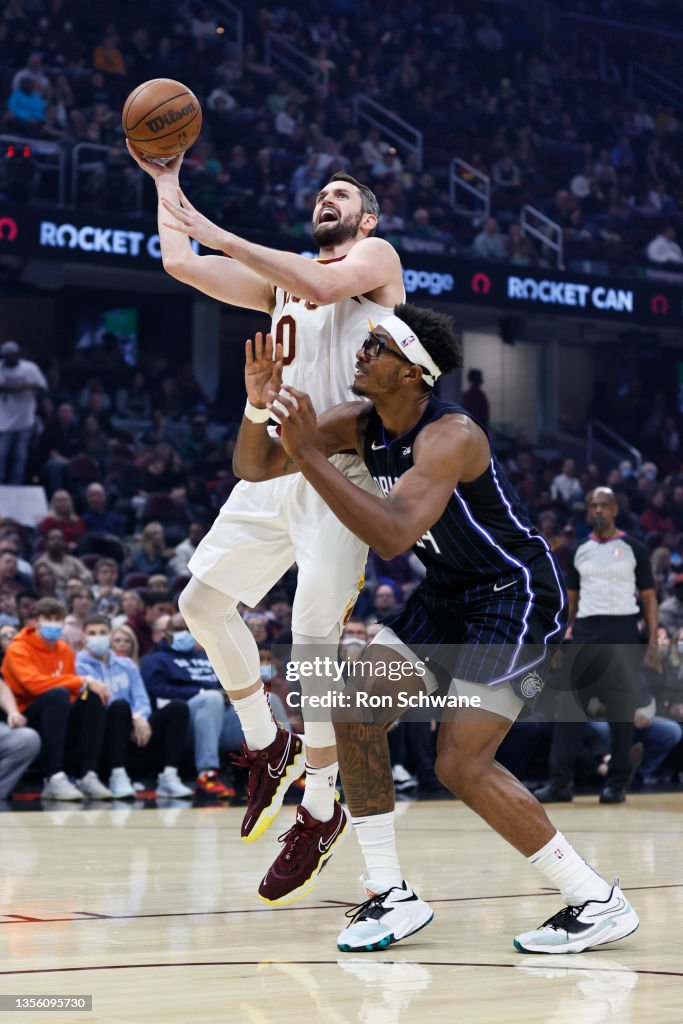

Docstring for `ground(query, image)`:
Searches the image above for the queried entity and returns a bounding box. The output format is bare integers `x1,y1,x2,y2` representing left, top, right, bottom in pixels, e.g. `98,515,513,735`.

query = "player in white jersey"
127,143,405,904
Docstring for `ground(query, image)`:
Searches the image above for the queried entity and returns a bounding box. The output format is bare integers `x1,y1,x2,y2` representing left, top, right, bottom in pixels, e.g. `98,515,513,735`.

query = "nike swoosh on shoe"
267,738,293,778
318,817,344,853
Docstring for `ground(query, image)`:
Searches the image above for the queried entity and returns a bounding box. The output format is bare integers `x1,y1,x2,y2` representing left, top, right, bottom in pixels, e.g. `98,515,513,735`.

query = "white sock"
529,831,612,905
351,811,403,892
300,761,338,822
232,688,277,751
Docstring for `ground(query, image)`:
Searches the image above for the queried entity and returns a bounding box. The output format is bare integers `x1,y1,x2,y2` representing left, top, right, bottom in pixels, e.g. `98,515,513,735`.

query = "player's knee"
177,577,202,626
435,746,480,798
331,703,357,742
178,577,238,633
332,681,394,729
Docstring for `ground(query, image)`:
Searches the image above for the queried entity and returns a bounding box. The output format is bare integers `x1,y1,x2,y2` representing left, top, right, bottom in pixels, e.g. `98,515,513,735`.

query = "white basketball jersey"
270,258,401,414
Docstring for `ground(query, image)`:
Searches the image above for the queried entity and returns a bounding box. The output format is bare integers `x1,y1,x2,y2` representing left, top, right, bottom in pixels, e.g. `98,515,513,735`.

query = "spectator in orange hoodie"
3,598,112,801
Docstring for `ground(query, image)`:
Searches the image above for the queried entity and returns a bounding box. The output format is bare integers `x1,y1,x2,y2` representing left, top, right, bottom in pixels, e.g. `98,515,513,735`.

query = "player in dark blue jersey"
234,305,639,956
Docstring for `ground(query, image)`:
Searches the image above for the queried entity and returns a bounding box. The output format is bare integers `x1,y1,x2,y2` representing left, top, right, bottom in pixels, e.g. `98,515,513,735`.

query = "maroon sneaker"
258,800,349,905
231,727,306,843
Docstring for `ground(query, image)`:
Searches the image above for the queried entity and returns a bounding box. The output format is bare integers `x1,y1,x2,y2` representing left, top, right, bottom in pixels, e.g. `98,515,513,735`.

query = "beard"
312,210,363,247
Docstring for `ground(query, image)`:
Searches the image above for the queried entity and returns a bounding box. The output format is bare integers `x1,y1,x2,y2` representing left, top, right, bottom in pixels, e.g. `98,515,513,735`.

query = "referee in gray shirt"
537,487,660,804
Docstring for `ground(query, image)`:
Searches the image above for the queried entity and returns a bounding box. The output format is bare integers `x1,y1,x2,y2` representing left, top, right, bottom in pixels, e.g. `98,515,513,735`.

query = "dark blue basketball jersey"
363,394,554,590
362,395,567,699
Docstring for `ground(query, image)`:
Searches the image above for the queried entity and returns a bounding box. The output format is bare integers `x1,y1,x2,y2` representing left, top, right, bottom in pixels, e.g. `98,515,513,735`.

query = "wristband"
244,400,271,424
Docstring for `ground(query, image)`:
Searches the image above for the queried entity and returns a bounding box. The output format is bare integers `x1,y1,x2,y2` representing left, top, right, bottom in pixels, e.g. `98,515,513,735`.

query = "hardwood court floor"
1,795,682,1024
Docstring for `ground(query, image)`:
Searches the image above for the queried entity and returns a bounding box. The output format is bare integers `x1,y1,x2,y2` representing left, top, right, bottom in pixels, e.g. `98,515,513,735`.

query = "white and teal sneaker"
337,878,433,953
514,879,639,954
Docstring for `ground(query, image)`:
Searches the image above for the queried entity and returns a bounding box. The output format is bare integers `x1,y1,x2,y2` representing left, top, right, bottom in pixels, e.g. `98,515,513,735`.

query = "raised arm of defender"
233,356,490,561
231,332,365,481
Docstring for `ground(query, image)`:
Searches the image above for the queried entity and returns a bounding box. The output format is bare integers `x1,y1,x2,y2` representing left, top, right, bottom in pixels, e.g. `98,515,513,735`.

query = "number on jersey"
275,315,297,366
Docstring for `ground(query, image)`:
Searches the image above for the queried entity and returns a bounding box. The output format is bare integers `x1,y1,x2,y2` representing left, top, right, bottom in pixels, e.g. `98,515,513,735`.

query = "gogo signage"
403,268,454,296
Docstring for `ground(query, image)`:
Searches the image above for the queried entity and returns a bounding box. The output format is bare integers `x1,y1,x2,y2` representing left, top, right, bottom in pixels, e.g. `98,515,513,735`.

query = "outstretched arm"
158,186,402,305
126,142,274,312
271,387,485,559
232,333,365,481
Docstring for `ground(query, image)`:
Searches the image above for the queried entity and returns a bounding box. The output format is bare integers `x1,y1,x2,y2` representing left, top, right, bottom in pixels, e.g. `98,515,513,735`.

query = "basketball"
122,78,202,158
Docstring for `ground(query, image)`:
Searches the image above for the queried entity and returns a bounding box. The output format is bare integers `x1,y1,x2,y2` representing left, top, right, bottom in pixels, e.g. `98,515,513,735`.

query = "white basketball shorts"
189,455,376,636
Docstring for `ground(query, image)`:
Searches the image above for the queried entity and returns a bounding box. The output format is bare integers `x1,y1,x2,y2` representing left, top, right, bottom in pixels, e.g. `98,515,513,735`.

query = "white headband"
377,315,442,386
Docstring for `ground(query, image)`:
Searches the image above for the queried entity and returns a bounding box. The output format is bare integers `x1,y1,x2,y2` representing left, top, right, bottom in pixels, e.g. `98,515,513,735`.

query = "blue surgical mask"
260,664,274,682
86,635,110,657
39,622,63,642
171,630,195,652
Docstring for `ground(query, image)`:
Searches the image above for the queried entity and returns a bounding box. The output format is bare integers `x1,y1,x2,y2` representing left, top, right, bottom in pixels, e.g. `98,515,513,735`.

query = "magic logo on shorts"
520,671,543,699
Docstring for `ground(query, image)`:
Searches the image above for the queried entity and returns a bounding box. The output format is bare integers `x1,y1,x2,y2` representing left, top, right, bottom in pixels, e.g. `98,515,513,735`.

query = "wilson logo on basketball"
145,101,197,133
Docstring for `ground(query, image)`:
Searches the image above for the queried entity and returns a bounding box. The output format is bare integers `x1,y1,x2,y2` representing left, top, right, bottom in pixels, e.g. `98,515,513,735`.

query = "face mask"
678,642,683,656
260,664,274,682
671,552,682,567
171,631,195,652
593,515,606,530
341,637,365,652
39,622,63,642
86,635,110,657
643,469,656,481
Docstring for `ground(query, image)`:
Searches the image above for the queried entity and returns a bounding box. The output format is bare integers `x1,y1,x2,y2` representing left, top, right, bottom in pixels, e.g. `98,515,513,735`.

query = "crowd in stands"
2,328,683,803
2,0,683,803
2,1,683,272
